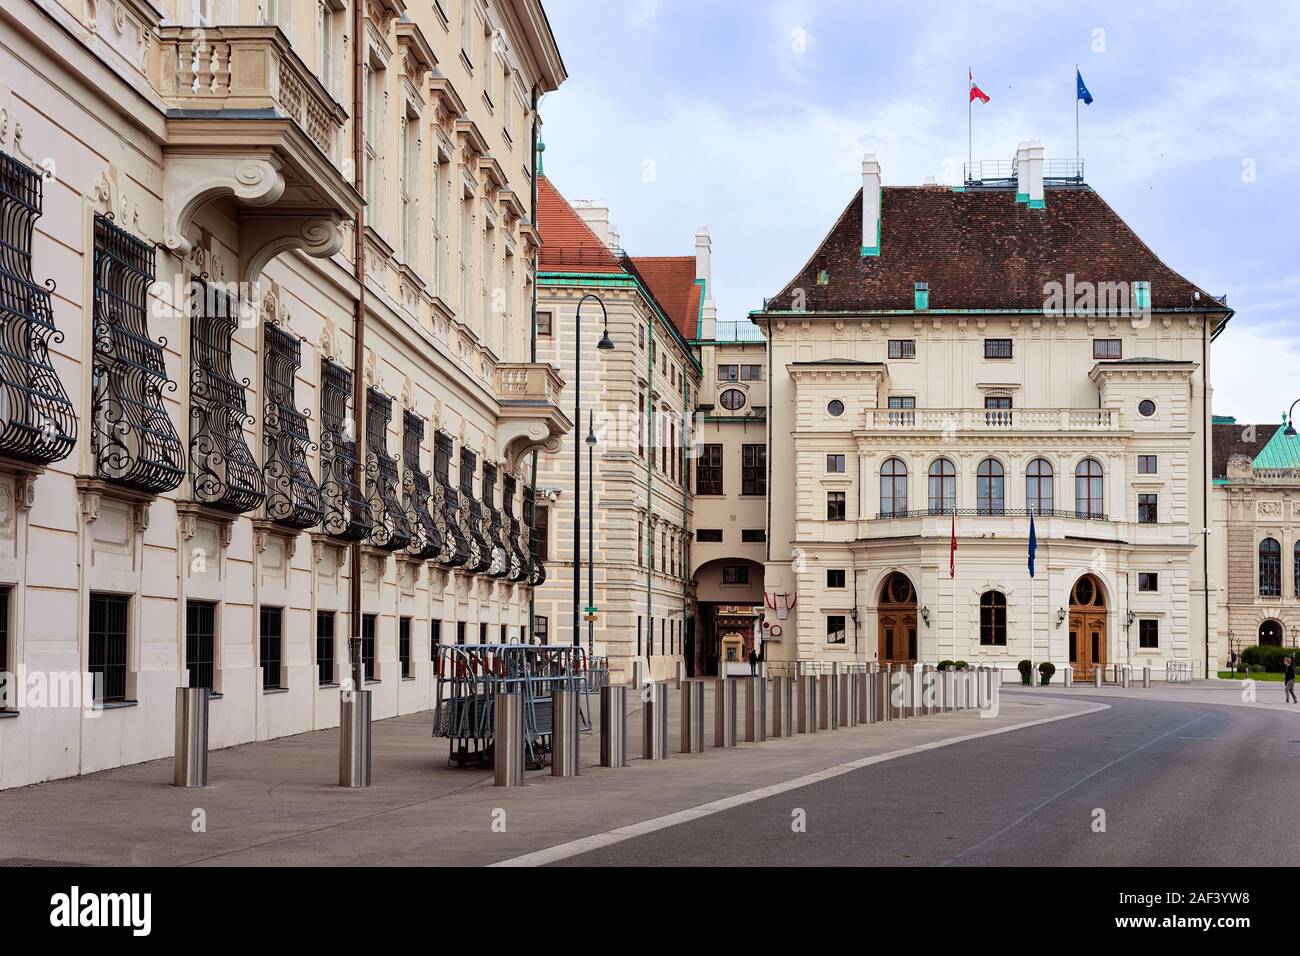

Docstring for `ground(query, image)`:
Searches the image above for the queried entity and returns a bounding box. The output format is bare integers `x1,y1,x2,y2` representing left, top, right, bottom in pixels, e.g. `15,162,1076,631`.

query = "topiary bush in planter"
938,660,955,671
1018,659,1033,685
955,660,968,670
1038,661,1056,685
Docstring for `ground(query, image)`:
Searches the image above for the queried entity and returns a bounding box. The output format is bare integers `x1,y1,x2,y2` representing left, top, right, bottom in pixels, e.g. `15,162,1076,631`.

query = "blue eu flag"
1028,508,1038,578
1076,68,1094,105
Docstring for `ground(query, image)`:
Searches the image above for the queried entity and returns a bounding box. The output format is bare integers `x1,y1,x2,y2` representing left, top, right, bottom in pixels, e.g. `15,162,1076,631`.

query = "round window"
827,399,845,417
719,388,746,411
1138,399,1156,418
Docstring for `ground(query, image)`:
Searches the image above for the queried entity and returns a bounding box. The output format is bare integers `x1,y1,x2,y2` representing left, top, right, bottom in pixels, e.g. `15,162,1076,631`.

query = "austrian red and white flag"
969,69,990,104
949,512,958,578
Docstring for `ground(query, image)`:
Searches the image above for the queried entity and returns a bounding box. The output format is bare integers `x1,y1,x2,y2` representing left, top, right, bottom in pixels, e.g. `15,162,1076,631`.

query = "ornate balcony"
0,151,76,469
503,474,529,584
494,363,572,471
154,26,358,281
482,462,509,579
401,411,441,561
863,407,1117,432
364,390,413,552
523,484,546,587
262,323,322,529
431,430,470,567
318,360,371,541
458,447,492,574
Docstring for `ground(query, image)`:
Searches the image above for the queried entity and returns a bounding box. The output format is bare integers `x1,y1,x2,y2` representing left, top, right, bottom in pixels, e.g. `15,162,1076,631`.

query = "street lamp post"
573,293,614,649
1285,399,1299,438
586,411,597,657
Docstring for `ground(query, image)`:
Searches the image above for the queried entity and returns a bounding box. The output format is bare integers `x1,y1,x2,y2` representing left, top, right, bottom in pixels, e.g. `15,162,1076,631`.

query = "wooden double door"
878,611,918,663
1068,612,1107,679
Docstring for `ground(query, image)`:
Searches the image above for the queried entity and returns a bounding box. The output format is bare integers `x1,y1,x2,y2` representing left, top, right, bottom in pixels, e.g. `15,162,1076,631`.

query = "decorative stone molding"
251,518,300,561
240,212,344,285
76,476,153,533
163,155,286,256
175,501,235,549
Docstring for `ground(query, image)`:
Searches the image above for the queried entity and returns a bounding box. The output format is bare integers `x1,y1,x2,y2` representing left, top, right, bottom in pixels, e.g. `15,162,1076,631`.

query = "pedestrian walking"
1285,656,1297,704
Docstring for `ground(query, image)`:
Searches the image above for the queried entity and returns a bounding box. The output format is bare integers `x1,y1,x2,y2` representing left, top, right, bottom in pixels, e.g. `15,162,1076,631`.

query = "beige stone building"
0,0,567,788
531,173,699,682
752,146,1230,679
1211,415,1300,661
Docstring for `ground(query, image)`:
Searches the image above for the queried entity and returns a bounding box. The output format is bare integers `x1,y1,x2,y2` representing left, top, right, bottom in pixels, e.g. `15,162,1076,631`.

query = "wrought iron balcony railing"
318,359,370,541
401,410,441,560
90,213,185,494
523,484,546,587
864,407,1117,432
459,447,491,574
0,151,76,467
432,430,470,567
503,473,529,584
364,389,412,552
872,507,1108,520
188,279,263,514
482,462,509,579
262,323,322,529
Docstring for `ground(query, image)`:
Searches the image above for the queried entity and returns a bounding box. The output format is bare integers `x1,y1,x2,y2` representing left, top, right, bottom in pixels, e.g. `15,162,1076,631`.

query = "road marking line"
490,701,1109,867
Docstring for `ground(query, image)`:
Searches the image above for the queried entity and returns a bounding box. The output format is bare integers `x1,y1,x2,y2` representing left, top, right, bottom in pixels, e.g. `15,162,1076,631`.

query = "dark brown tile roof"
629,255,701,341
762,186,1224,314
1213,422,1280,478
537,175,624,274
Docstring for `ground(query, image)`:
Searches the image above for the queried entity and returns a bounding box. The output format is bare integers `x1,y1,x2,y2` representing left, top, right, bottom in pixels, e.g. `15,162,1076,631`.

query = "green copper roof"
1253,416,1300,469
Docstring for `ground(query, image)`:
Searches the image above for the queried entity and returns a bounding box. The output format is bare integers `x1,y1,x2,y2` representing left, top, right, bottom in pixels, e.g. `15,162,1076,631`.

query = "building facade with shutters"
0,0,567,789
751,147,1229,679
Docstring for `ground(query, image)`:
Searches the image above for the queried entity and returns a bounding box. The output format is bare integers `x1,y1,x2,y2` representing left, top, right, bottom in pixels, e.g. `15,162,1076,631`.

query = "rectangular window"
741,529,766,543
430,153,443,295
1139,619,1159,649
637,616,643,656
723,565,749,585
913,282,929,310
456,621,465,644
317,611,335,685
479,622,488,644
185,601,216,691
718,364,738,381
697,444,723,495
742,443,766,495
88,594,129,703
826,453,846,473
888,339,916,359
637,394,645,458
259,607,283,690
826,569,846,588
430,619,441,659
362,614,376,681
534,505,549,561
827,491,847,521
1137,454,1158,475
399,616,412,678
1093,338,1123,359
887,396,916,409
529,616,546,645
984,338,1013,359
537,311,553,337
318,1,335,90
740,364,763,381
400,115,416,258
1138,493,1159,524
826,615,847,645
697,528,723,542
984,396,1012,410
1138,573,1159,593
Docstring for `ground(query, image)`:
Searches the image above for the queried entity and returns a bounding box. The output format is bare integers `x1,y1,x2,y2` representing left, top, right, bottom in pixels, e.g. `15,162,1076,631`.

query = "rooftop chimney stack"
861,153,881,257
696,227,717,338
1024,140,1045,207
1014,142,1029,201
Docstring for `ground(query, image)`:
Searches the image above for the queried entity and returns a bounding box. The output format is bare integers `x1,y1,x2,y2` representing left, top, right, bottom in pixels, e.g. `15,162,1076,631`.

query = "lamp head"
597,329,615,350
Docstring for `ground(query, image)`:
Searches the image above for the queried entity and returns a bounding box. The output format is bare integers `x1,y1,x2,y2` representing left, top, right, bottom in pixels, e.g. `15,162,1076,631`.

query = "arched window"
976,458,1005,515
928,458,955,515
1260,537,1282,597
1026,458,1054,514
979,591,1007,645
1074,458,1104,518
880,457,908,517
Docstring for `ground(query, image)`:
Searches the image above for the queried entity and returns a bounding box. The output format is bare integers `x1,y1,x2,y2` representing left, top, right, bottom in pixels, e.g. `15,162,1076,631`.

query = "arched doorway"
1259,620,1284,647
877,571,917,663
1068,574,1107,680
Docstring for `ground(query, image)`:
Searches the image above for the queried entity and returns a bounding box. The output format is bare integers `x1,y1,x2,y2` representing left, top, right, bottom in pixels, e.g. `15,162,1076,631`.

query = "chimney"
696,227,717,339
861,153,881,257
1015,140,1045,208
1014,142,1029,201
573,202,618,249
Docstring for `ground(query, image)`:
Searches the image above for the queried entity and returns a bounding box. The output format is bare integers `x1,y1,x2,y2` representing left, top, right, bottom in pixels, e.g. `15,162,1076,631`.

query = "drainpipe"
646,324,654,667
1202,313,1210,679
528,84,539,643
349,0,367,690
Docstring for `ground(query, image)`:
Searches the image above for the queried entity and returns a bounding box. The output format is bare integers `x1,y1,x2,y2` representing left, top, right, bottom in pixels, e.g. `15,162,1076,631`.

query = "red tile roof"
628,255,701,341
536,176,623,273
1213,422,1281,479
763,186,1225,315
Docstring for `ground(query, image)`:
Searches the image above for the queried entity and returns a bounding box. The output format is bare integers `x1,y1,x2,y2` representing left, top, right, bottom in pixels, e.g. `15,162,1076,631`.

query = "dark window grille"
318,359,371,540
1026,458,1054,513
928,458,956,514
88,593,128,702
432,430,470,567
0,151,77,466
983,338,1013,359
1093,338,1122,359
259,607,282,690
979,591,1007,645
1137,493,1158,524
888,339,915,359
697,443,723,495
502,473,529,584
399,617,411,678
976,458,1006,515
742,443,766,495
0,587,9,705
1260,538,1282,597
1074,459,1104,518
90,214,184,493
880,457,908,516
827,491,846,521
430,619,441,659
185,600,215,691
534,615,548,645
526,490,546,584
482,461,509,578
401,410,441,559
459,446,491,573
263,323,322,529
364,389,413,551
316,610,335,685
1138,619,1159,649
362,614,376,680
188,279,263,513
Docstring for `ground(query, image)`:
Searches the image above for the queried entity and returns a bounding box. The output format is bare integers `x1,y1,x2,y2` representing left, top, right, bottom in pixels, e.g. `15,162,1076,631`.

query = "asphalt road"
555,693,1300,866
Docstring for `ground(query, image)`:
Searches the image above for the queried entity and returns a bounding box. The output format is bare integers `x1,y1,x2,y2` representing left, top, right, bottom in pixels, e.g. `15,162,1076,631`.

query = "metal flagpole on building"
968,67,972,180
1075,64,1080,168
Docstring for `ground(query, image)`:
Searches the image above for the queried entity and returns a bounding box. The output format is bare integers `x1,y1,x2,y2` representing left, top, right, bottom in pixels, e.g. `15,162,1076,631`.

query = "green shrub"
938,659,955,671
1241,645,1300,673
954,660,968,670
1038,661,1056,685
1018,659,1033,685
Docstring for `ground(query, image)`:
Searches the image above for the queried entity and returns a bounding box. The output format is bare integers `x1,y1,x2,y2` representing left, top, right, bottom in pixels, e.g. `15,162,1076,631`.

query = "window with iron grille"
189,279,263,514
827,569,845,588
434,430,470,568
459,447,491,573
1260,538,1282,597
1137,493,1158,524
0,150,76,467
888,339,916,359
1139,619,1159,649
502,473,527,584
362,614,376,680
316,610,335,685
185,601,215,691
91,214,184,493
742,443,766,495
741,529,766,543
263,323,322,529
1074,459,1104,518
1093,338,1122,359
401,410,440,560
928,459,956,514
259,607,282,690
826,615,847,645
979,591,1007,645
533,504,549,561
365,389,413,551
1026,458,1054,513
697,443,723,495
399,617,411,678
482,461,509,578
880,457,908,515
723,565,749,584
0,587,9,707
89,593,129,703
827,491,846,521
319,360,370,540
983,338,1013,359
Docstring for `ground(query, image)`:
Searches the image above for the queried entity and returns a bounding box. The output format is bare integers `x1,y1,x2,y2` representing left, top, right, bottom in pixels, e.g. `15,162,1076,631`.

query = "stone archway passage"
877,571,918,663
1259,620,1284,647
1068,574,1107,681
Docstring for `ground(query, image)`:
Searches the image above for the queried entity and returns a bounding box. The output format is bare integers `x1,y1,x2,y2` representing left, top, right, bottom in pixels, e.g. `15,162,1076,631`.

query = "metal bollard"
493,690,526,787
890,669,907,720
772,675,795,737
174,687,210,788
797,674,818,733
972,667,984,709
552,687,580,777
339,688,372,789
1064,664,1073,687
1121,664,1131,689
631,659,645,690
714,677,738,748
600,684,629,767
745,676,768,742
843,671,858,726
680,679,705,753
1093,667,1103,688
642,682,669,760
1142,665,1151,688
673,659,685,689
819,672,839,730
864,668,877,723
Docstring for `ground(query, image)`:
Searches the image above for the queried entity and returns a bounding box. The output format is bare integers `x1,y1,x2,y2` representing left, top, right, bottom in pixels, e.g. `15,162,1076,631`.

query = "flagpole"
1075,64,1080,168
967,67,972,180
951,513,957,657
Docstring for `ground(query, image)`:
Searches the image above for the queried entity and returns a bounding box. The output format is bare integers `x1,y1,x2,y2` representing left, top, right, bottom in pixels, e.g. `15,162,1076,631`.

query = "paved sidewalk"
0,683,1096,867
1013,676,1300,712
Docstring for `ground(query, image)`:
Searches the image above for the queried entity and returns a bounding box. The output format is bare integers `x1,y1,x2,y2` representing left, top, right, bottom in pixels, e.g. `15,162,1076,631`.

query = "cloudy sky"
537,0,1300,424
